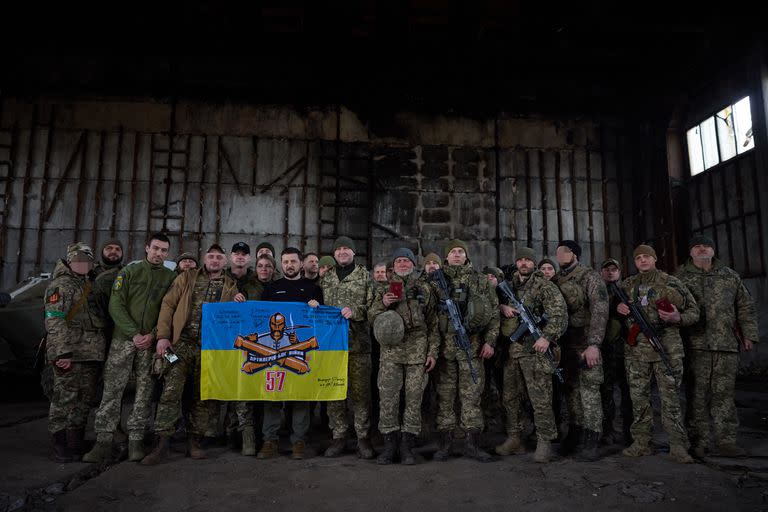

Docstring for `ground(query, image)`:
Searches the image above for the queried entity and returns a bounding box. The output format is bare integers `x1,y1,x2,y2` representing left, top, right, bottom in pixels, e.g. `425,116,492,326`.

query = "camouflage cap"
66,242,94,263
482,266,504,280
444,239,468,258
175,251,199,265
373,310,405,347
601,258,621,269
318,255,336,268
423,252,441,266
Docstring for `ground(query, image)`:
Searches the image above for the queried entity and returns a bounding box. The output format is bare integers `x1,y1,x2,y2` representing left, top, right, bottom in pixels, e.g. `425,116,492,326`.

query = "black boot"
51,431,73,463
377,433,399,465
559,424,581,456
400,433,416,465
464,431,493,462
433,431,453,462
577,430,601,461
66,428,85,460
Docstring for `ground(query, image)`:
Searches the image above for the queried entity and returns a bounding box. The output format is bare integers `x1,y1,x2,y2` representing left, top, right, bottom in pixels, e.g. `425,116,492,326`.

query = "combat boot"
241,427,256,456
51,431,73,463
622,440,653,457
400,433,416,465
324,437,345,458
433,431,453,462
257,439,279,459
670,445,693,464
66,428,85,459
128,440,146,462
141,435,171,466
377,433,399,465
464,431,493,462
577,430,601,462
82,434,113,463
291,440,306,460
357,437,375,459
717,442,747,457
533,440,551,463
495,435,526,456
558,424,581,456
187,435,207,459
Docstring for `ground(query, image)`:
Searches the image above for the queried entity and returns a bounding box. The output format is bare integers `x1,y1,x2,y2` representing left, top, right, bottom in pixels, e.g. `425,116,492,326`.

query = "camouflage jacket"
368,271,440,364
500,270,568,358
44,261,106,362
552,263,609,350
226,268,264,301
93,261,122,278
676,258,758,352
620,268,700,362
320,264,375,354
602,282,626,355
432,261,500,361
109,259,177,341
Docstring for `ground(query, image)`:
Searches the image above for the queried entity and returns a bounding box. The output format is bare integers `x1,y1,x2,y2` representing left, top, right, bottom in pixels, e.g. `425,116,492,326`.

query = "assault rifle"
496,281,564,383
430,269,478,383
608,281,674,377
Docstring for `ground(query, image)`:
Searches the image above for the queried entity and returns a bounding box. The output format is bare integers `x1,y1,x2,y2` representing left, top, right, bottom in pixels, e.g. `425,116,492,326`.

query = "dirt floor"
2,380,768,512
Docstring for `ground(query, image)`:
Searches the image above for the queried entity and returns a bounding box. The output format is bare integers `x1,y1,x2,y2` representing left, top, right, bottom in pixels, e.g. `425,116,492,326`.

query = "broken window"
687,96,754,176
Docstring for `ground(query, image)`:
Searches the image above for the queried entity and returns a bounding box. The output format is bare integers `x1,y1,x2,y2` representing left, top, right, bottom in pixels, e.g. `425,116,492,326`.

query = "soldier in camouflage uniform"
495,247,568,463
320,236,376,459
93,239,123,277
676,235,759,457
368,248,439,465
318,255,335,278
551,240,608,461
618,244,699,463
83,233,176,463
431,239,499,462
175,252,198,273
44,243,106,462
599,258,633,446
141,244,240,465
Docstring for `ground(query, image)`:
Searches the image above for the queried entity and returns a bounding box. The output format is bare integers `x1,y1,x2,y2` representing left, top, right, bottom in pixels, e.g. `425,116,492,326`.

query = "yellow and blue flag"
200,301,348,401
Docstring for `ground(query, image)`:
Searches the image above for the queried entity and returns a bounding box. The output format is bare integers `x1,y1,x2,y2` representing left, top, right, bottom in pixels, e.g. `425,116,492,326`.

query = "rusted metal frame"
44,132,85,221
73,131,89,244
16,109,38,281
748,156,766,273
177,135,191,252
333,106,341,238
300,141,310,252
215,136,223,241
585,149,595,268
90,130,107,249
524,149,532,244
539,149,548,257
277,160,307,196
615,135,628,270
717,164,735,269
35,108,56,273
0,123,19,283
599,131,610,261
198,135,208,257
554,151,563,244
280,155,310,250
127,133,141,257
705,164,720,251
319,172,367,187
732,155,750,275
494,118,501,264
260,157,306,194
251,136,259,196
569,150,579,243
372,222,402,238
219,141,244,194
110,126,124,238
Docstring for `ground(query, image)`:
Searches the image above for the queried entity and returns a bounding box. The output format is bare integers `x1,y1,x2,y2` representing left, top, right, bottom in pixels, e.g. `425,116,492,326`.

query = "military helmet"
464,286,494,334
373,310,405,348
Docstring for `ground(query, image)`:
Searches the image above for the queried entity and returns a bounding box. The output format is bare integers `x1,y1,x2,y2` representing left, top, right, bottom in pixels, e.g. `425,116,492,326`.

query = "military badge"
45,288,60,304
113,275,124,290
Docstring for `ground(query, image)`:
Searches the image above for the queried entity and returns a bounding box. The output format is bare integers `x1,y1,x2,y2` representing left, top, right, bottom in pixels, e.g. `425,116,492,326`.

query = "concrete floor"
1,383,767,512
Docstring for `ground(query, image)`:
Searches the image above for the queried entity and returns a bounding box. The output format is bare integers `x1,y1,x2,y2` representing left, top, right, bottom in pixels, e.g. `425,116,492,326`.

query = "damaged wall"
0,97,668,292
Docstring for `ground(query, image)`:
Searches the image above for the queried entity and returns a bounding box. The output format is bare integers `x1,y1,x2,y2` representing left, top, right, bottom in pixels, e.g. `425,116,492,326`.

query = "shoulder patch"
113,275,124,290
45,287,60,304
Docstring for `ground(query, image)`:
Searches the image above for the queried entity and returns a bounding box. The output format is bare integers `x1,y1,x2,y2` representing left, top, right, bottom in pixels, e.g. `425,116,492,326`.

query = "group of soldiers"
43,230,758,467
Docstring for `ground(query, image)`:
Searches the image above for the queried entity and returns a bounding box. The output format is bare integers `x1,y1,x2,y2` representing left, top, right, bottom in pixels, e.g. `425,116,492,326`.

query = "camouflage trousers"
502,355,556,441
564,349,604,433
328,352,371,439
626,357,689,447
377,360,429,435
153,338,216,436
48,362,100,433
436,357,485,432
686,349,739,446
209,401,257,437
93,336,156,441
601,337,632,434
